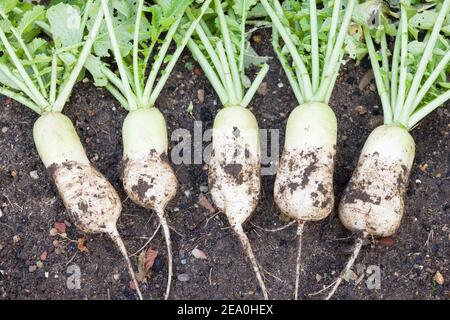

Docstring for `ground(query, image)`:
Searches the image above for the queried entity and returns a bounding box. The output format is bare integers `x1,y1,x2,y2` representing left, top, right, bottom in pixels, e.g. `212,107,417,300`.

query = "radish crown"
86,0,212,111
260,0,359,105
185,0,270,108
357,0,450,129
0,1,104,113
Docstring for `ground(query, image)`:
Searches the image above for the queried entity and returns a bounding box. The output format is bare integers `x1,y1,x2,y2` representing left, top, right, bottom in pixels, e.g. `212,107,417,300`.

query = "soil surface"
0,27,449,300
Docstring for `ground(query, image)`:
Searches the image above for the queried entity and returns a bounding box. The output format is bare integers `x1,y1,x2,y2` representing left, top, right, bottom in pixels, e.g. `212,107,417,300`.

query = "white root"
34,113,143,300
122,108,177,300
109,227,144,300
274,103,337,222
294,221,305,300
339,125,415,237
209,106,268,299
234,224,269,300
325,237,364,300
158,213,173,301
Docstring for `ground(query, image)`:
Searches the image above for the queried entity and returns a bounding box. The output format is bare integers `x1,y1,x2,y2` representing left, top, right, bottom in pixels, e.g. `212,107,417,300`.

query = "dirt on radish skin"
339,125,415,237
123,151,177,211
275,147,335,221
48,161,122,233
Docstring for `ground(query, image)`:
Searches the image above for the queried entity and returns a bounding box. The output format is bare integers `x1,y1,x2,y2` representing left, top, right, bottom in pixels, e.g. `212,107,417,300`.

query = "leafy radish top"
260,0,359,105
355,0,450,129
184,0,270,108
85,0,211,111
0,1,104,114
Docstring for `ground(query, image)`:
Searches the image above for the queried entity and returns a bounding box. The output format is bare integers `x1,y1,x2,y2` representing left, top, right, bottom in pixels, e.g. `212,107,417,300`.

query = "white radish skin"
122,107,177,300
275,102,337,221
339,125,415,237
33,112,143,300
209,106,268,300
273,102,337,300
326,125,415,300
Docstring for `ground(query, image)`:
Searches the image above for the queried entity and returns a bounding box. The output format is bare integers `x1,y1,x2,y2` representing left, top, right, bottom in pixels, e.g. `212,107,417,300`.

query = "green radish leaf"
0,0,18,16
47,3,83,47
85,55,109,87
17,5,46,35
233,0,258,17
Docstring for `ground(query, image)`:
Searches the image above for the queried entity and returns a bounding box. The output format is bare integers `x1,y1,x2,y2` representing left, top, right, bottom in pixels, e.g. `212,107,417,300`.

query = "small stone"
44,272,49,278
355,105,367,116
113,274,120,281
0,208,3,218
418,163,428,172
257,82,268,96
54,247,62,255
378,236,396,247
199,185,209,193
29,265,37,273
49,228,58,237
315,274,322,283
29,171,39,180
253,34,262,43
434,271,444,285
197,89,205,103
192,247,207,260
52,239,59,247
180,258,187,265
10,170,17,178
12,235,20,244
184,190,191,198
277,82,284,88
36,261,44,269
40,251,48,261
177,273,190,282
0,243,4,251
1,127,8,133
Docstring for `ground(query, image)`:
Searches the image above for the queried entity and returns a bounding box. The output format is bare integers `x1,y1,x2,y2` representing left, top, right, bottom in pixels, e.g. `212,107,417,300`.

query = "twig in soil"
130,223,161,257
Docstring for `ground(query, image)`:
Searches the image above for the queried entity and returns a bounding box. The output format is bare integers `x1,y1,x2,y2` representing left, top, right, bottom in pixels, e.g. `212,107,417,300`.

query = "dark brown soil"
0,29,449,300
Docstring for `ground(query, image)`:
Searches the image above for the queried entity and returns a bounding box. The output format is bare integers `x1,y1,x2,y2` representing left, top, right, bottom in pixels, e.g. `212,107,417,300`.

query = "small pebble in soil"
257,82,268,96
180,258,187,265
29,265,37,273
177,273,190,282
0,208,3,218
199,185,208,193
36,261,44,269
355,105,368,116
253,34,262,43
197,89,205,103
315,274,322,282
434,271,444,285
1,127,8,133
10,170,17,178
0,243,4,251
12,235,20,244
277,82,284,88
49,228,58,237
192,247,207,260
29,171,39,180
